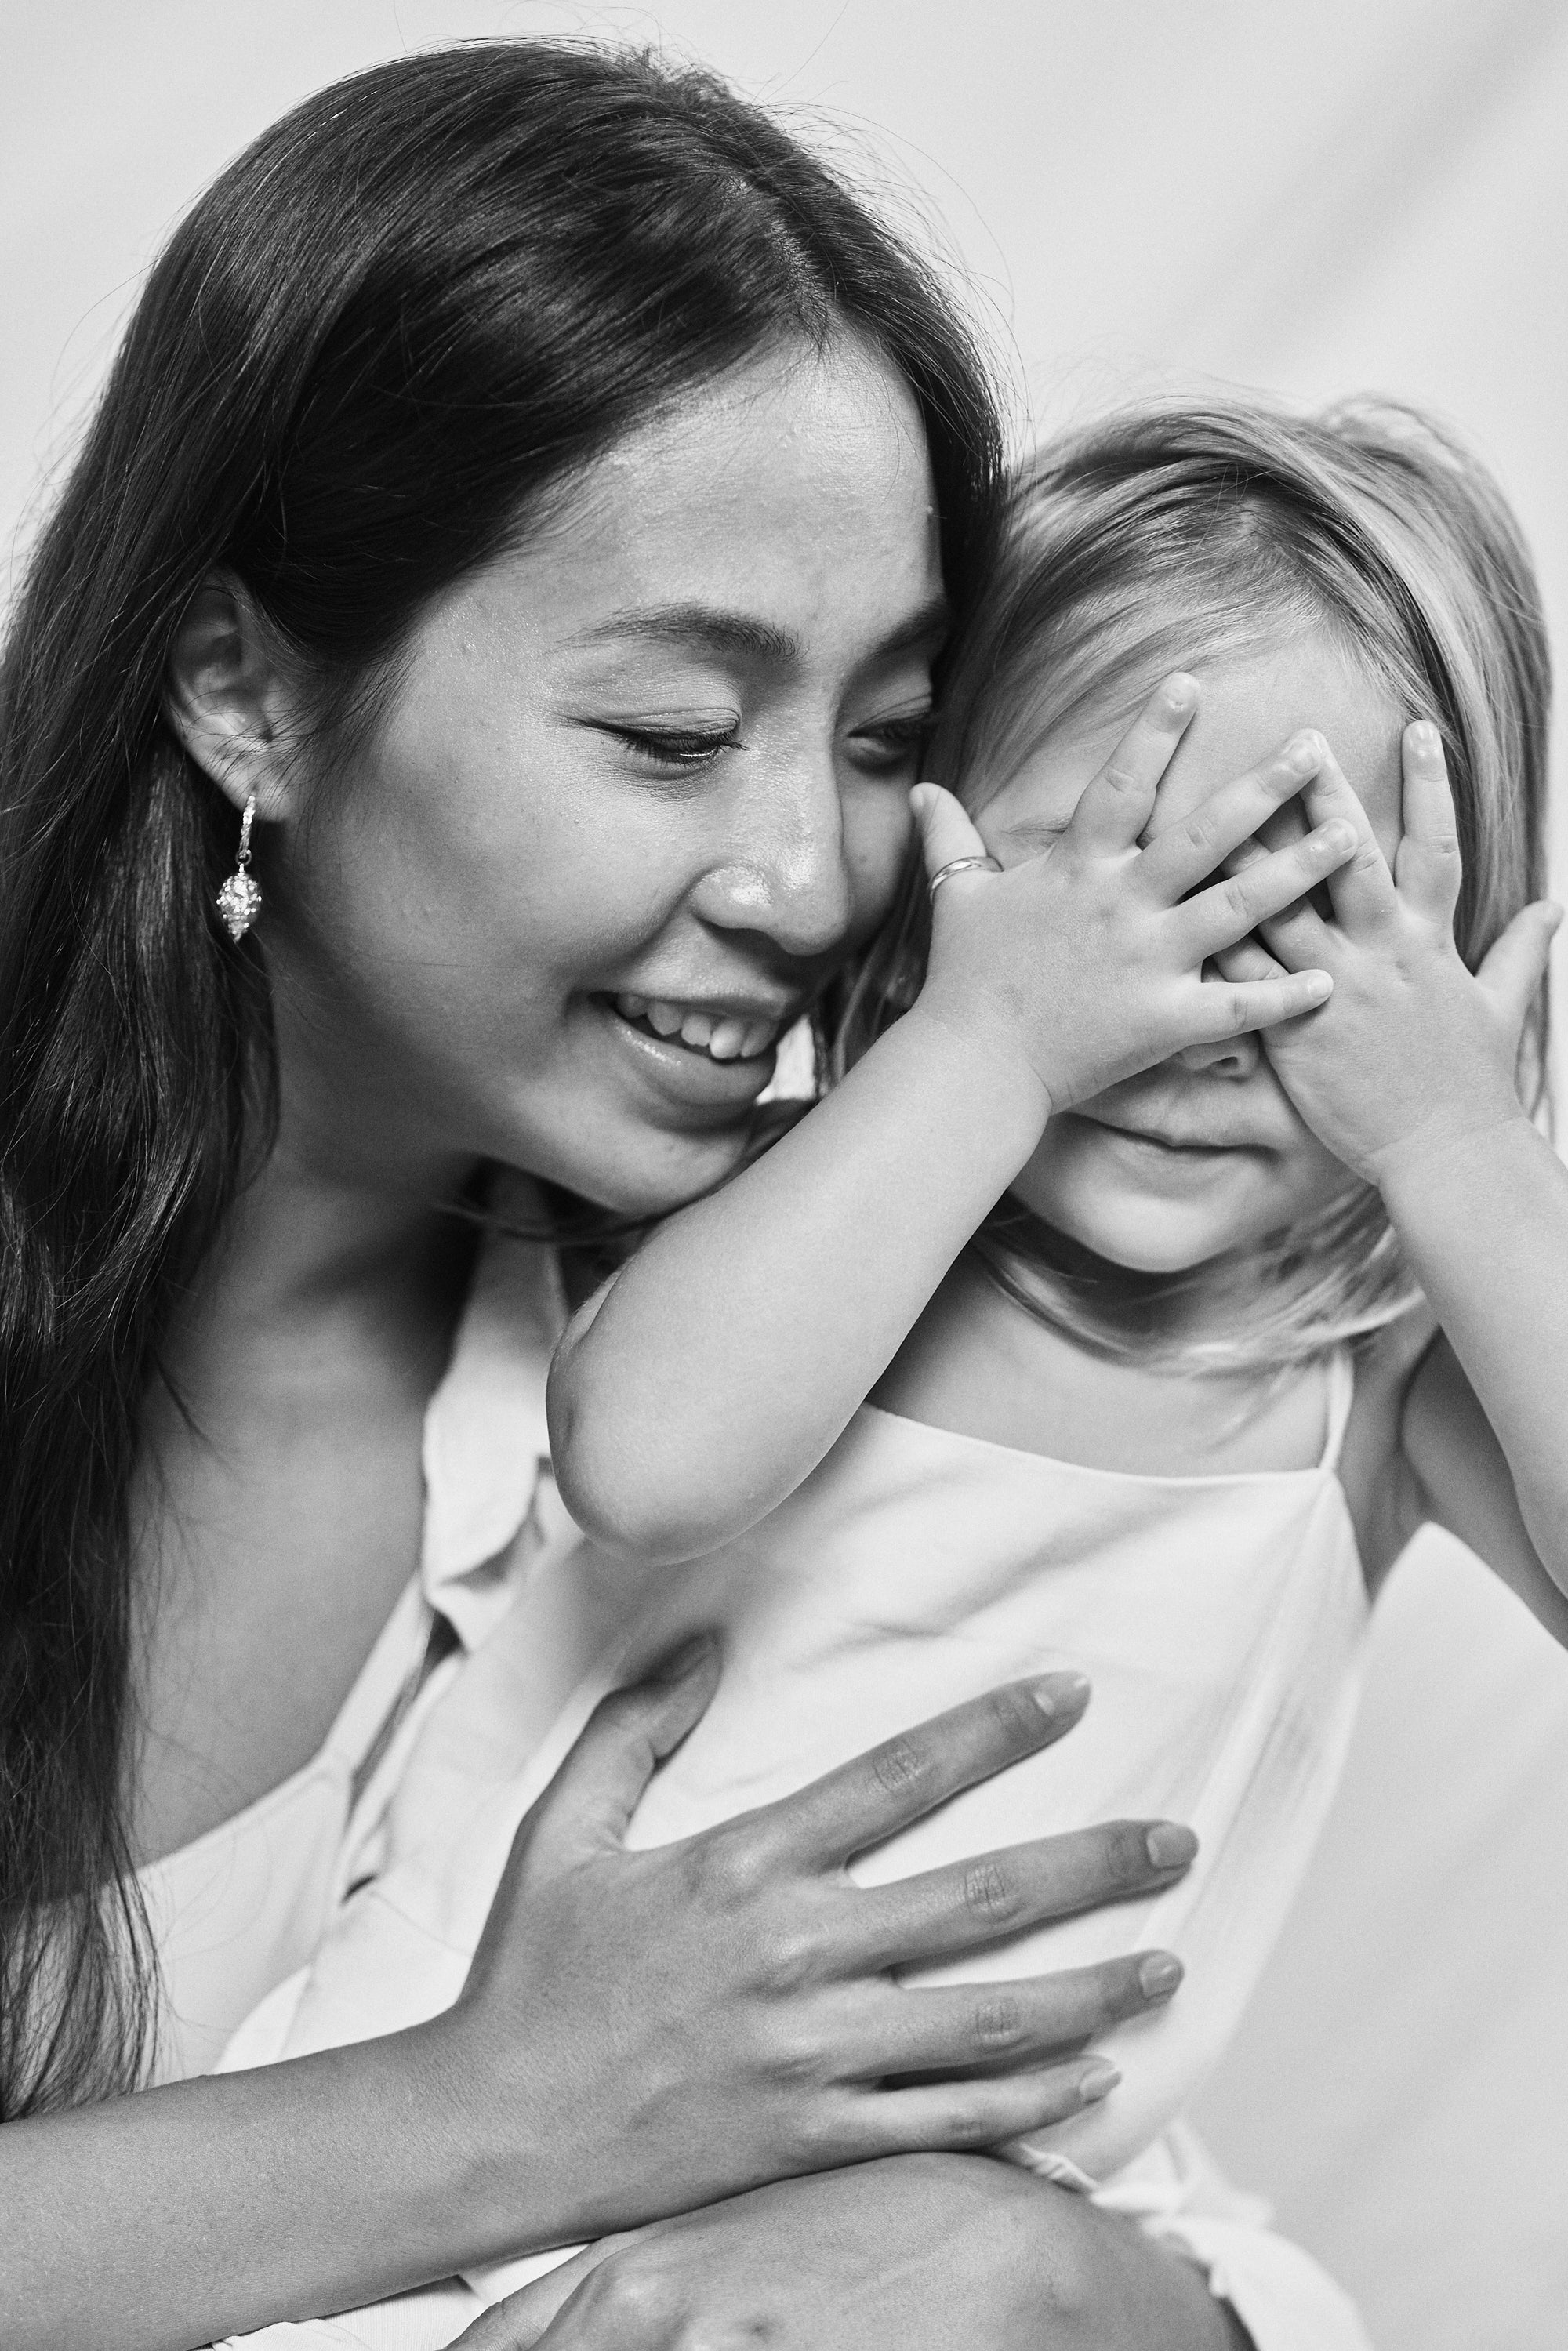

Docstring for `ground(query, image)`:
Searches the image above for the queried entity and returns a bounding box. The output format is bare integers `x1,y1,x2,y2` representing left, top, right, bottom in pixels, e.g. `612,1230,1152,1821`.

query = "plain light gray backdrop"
5,6,1568,2346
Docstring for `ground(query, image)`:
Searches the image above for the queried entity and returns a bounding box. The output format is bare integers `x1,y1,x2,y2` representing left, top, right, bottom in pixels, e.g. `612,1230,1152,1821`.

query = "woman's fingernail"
1078,2059,1121,2104
1145,1823,1197,1870
1138,1953,1184,2001
1032,1670,1091,1717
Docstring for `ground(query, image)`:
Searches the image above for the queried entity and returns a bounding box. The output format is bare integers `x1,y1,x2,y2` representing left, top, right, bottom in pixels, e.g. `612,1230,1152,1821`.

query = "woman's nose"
1173,1029,1262,1079
691,766,857,959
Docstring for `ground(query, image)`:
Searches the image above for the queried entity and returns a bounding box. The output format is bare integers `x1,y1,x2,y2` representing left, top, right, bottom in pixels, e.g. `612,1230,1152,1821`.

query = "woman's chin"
537,1114,755,1221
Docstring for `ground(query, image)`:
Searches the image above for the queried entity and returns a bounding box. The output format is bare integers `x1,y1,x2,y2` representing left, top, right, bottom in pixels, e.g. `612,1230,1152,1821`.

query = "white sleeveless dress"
216,1234,1371,2337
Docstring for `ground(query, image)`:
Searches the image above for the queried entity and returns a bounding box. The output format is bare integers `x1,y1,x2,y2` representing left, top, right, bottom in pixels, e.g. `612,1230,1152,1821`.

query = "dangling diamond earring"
216,793,262,941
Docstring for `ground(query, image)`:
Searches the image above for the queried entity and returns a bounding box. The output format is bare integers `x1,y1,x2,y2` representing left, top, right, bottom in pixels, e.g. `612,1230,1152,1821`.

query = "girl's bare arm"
1225,722,1568,1628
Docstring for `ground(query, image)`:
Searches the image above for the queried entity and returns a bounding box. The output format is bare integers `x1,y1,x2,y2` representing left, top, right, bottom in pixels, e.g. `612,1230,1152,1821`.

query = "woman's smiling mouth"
591,991,798,1121
609,992,788,1063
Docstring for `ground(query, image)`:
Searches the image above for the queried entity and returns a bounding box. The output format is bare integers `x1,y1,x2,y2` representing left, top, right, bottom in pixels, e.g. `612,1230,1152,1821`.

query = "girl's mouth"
1080,1112,1263,1161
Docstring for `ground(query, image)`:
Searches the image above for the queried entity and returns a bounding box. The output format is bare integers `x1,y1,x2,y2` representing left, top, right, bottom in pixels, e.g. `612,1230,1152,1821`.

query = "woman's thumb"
522,1635,721,1866
910,781,989,882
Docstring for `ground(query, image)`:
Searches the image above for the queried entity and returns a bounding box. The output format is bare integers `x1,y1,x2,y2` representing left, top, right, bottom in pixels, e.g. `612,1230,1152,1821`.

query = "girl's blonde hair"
834,397,1552,1373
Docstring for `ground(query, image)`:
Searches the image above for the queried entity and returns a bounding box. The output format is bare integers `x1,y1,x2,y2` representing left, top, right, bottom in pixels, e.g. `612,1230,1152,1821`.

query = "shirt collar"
419,1181,568,1652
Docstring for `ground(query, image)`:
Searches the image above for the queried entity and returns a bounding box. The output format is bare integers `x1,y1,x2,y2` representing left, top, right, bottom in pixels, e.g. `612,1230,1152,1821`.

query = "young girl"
537,396,1568,2163
217,397,1562,2336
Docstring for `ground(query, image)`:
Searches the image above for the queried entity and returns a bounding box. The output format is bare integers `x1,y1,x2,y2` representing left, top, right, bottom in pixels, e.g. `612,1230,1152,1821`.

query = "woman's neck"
129,1089,485,1863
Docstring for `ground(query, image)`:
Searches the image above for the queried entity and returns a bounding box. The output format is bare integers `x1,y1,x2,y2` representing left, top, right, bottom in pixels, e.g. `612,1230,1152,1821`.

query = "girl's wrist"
1369,1097,1537,1206
900,992,1054,1148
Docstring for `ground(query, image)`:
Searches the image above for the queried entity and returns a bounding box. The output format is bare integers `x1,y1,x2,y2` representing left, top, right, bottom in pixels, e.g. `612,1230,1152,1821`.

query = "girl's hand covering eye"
910,677,1352,1119
1214,722,1559,1185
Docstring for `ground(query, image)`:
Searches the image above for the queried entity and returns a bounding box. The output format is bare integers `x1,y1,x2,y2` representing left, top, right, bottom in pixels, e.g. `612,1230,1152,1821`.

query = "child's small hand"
909,677,1356,1119
1216,722,1559,1185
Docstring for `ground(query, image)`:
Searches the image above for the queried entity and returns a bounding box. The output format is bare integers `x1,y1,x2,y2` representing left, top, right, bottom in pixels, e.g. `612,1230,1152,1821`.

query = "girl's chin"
1030,1189,1275,1279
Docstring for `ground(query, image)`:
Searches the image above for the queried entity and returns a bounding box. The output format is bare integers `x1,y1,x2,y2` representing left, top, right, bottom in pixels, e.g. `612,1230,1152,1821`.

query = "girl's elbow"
552,1440,712,1566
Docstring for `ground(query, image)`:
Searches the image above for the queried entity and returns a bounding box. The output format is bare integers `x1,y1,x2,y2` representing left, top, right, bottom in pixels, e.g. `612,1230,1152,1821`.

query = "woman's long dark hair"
0,40,1004,2117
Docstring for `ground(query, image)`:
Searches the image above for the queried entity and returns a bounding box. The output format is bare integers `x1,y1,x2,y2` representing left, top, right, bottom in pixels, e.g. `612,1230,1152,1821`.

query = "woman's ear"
164,575,301,820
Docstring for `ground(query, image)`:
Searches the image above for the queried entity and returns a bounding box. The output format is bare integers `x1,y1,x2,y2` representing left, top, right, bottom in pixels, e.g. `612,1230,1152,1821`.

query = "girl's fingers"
1177,969,1334,1043
1069,673,1199,854
1292,734,1398,933
1475,901,1563,1030
859,1953,1179,2079
523,1637,721,1865
848,1816,1196,1970
1174,818,1356,963
1213,937,1289,984
754,1674,1092,1871
910,782,992,885
1394,720,1464,923
1140,731,1325,900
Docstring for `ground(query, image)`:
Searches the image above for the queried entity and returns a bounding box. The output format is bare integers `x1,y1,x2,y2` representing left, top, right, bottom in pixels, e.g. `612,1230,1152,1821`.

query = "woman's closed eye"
593,717,743,773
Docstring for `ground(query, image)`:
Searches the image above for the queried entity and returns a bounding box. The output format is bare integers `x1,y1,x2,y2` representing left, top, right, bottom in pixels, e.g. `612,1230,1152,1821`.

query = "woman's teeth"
613,993,782,1062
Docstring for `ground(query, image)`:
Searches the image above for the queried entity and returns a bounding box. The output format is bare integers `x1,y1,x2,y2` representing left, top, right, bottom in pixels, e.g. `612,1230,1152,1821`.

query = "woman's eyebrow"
561,595,950,667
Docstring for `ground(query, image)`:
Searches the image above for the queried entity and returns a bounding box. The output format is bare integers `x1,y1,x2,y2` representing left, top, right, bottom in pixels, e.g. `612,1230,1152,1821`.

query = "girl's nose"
1174,1029,1262,1079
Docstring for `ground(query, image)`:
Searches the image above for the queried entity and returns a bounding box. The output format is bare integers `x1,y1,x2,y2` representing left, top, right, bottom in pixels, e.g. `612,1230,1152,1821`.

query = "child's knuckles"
1218,872,1261,929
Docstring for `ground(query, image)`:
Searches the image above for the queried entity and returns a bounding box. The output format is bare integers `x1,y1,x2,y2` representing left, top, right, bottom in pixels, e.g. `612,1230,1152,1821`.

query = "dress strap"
1318,1347,1356,1474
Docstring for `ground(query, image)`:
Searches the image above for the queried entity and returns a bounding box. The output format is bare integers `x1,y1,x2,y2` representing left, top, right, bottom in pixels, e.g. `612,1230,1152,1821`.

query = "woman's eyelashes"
601,720,744,771
586,707,934,779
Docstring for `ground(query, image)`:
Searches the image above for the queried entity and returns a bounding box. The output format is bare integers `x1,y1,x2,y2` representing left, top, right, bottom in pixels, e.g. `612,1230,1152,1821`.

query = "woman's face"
974,632,1406,1276
267,339,943,1213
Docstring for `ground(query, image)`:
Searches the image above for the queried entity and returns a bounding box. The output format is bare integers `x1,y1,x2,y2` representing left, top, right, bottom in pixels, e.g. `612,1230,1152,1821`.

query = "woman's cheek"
844,783,917,933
